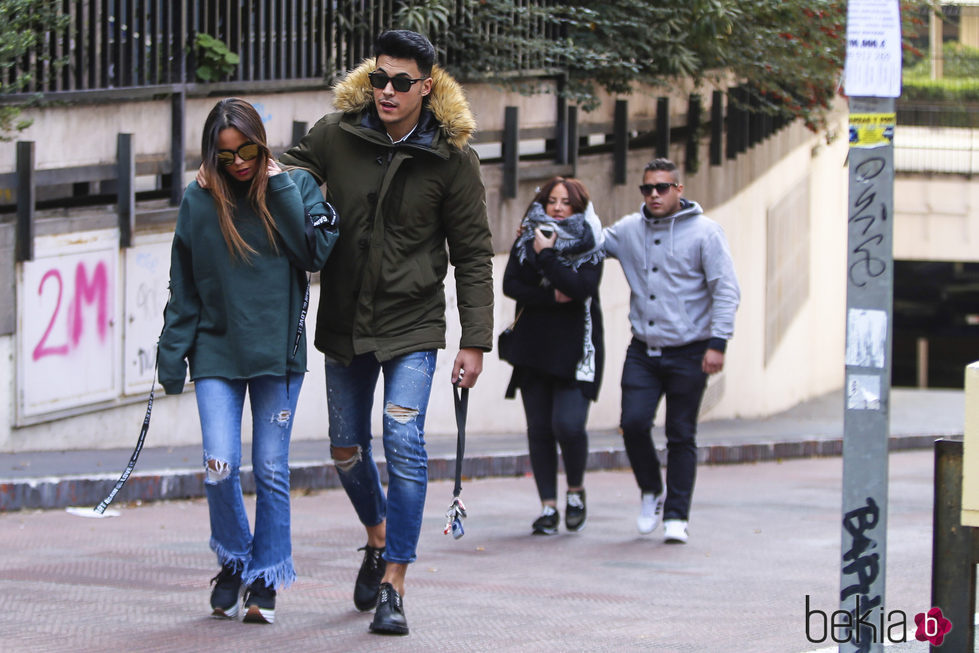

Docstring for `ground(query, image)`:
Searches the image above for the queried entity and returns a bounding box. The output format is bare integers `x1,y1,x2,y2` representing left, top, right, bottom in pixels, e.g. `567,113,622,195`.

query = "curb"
0,434,943,512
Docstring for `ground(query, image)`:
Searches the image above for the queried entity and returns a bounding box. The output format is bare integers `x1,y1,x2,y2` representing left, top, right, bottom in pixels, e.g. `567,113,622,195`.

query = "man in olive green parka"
280,29,493,635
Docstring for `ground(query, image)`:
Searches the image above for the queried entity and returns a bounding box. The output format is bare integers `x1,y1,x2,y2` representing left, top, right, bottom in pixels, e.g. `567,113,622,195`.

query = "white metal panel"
17,229,122,419
962,361,979,526
122,233,173,395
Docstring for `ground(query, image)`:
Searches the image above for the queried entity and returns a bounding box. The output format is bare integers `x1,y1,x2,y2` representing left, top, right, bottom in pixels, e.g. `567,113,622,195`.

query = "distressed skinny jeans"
195,373,303,590
325,350,436,564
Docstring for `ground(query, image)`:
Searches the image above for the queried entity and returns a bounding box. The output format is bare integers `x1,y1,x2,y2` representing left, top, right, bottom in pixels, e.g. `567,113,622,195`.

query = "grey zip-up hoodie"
604,198,740,350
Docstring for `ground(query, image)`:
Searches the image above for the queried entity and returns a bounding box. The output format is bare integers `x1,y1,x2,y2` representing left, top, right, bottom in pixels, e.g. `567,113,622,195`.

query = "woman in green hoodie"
158,98,337,624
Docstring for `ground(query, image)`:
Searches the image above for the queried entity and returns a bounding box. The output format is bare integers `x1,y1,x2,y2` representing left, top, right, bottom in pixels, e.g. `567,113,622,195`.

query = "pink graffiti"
32,270,69,360
70,261,109,346
32,260,111,361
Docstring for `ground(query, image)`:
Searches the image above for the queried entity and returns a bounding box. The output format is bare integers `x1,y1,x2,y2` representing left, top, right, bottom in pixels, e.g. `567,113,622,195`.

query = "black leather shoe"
369,582,409,635
354,545,386,611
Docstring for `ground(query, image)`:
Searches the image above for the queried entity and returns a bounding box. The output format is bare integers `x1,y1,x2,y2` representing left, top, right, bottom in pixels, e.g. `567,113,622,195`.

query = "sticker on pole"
844,0,902,98
849,113,895,149
845,308,887,369
847,374,882,410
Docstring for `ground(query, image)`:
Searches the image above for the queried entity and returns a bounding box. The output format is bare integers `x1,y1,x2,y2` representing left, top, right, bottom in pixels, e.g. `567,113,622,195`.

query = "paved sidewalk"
0,450,944,652
0,388,965,511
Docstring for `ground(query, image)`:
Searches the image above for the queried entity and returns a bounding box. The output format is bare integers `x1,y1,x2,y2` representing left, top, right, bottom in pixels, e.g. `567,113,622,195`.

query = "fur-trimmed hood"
332,58,477,150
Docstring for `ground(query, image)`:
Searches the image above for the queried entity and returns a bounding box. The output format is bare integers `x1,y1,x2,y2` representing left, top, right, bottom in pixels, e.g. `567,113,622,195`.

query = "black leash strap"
444,382,469,538
452,383,468,498
94,354,157,514
292,272,310,359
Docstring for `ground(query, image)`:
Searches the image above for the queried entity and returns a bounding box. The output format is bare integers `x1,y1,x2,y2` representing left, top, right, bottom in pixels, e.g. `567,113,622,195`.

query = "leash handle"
452,383,468,498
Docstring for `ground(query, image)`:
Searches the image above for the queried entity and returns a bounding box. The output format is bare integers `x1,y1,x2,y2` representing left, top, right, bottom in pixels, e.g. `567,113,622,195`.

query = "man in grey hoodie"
603,158,740,544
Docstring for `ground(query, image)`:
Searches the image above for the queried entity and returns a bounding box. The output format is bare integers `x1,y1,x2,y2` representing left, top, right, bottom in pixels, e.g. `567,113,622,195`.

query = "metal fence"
9,0,555,95
896,94,979,175
895,59,979,174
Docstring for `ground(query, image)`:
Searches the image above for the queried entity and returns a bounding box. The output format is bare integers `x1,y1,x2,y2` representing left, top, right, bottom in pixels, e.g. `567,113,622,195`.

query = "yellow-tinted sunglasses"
217,142,260,166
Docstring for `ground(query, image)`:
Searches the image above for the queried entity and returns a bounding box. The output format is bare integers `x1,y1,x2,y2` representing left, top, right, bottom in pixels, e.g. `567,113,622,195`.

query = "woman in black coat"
502,177,605,535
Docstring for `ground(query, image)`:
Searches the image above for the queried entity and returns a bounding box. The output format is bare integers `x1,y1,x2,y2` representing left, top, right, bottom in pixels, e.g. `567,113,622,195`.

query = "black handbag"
497,307,523,364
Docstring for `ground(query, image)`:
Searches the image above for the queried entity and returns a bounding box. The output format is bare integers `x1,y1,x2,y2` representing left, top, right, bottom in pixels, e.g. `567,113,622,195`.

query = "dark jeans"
518,368,591,503
620,338,709,521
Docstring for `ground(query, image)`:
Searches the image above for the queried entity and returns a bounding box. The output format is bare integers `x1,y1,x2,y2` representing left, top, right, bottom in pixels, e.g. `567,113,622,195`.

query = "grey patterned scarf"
515,201,605,270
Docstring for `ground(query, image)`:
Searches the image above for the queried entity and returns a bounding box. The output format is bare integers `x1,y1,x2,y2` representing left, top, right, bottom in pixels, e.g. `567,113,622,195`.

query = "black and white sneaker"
369,582,409,635
354,544,387,611
637,492,665,534
532,505,559,535
209,563,242,619
663,519,689,544
565,490,587,532
242,577,276,624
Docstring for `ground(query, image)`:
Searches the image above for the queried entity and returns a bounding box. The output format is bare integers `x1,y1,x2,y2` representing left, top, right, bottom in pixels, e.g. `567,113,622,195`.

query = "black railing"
9,0,557,95
2,85,800,224
897,101,979,129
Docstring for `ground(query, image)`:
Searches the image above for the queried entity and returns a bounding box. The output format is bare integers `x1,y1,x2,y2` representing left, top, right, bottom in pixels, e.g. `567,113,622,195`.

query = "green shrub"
902,41,979,104
904,41,979,80
944,41,979,78
193,33,239,82
902,77,979,102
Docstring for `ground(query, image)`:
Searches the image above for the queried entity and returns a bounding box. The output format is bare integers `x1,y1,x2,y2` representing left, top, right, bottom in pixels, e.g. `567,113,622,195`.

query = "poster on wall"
123,234,172,395
17,229,122,419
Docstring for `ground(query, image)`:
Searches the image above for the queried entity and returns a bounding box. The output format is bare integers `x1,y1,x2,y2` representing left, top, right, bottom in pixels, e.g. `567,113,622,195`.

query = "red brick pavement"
0,452,937,652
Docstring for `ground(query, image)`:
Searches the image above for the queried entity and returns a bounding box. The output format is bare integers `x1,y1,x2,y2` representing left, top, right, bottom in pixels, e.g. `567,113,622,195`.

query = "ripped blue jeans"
325,350,436,564
195,373,303,590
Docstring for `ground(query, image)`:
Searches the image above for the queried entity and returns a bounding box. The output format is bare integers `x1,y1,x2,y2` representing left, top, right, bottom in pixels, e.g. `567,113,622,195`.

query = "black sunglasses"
217,142,260,166
639,182,679,196
368,71,427,93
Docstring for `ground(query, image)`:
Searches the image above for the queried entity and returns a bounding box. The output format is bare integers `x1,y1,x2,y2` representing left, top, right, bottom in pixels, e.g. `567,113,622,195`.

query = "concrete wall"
0,92,335,175
894,173,979,262
962,7,979,49
0,76,730,173
0,86,852,453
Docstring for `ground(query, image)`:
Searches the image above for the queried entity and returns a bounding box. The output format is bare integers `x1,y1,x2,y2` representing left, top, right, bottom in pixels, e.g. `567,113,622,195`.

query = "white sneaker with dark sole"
663,519,689,544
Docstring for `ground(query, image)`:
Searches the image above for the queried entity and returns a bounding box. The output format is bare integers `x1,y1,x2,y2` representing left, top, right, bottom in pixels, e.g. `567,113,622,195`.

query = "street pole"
840,2,901,651
840,95,895,653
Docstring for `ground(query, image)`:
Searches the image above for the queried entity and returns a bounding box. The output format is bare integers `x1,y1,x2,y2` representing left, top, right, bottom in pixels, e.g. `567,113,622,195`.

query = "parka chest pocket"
378,156,448,232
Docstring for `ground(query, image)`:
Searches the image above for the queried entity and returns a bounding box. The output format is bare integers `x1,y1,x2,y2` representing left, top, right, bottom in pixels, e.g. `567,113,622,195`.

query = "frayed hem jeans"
195,373,303,590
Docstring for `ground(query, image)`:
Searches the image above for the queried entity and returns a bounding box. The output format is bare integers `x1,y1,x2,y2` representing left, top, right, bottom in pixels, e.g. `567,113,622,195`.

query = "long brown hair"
200,98,279,261
527,177,590,216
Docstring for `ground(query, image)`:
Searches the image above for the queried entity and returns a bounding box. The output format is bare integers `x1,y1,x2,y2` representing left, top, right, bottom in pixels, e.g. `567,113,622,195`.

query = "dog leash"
93,294,170,516
443,381,469,538
93,353,157,514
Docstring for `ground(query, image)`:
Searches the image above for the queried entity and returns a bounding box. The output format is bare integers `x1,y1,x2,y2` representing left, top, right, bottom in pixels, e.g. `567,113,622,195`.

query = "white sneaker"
636,492,665,534
663,519,689,544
